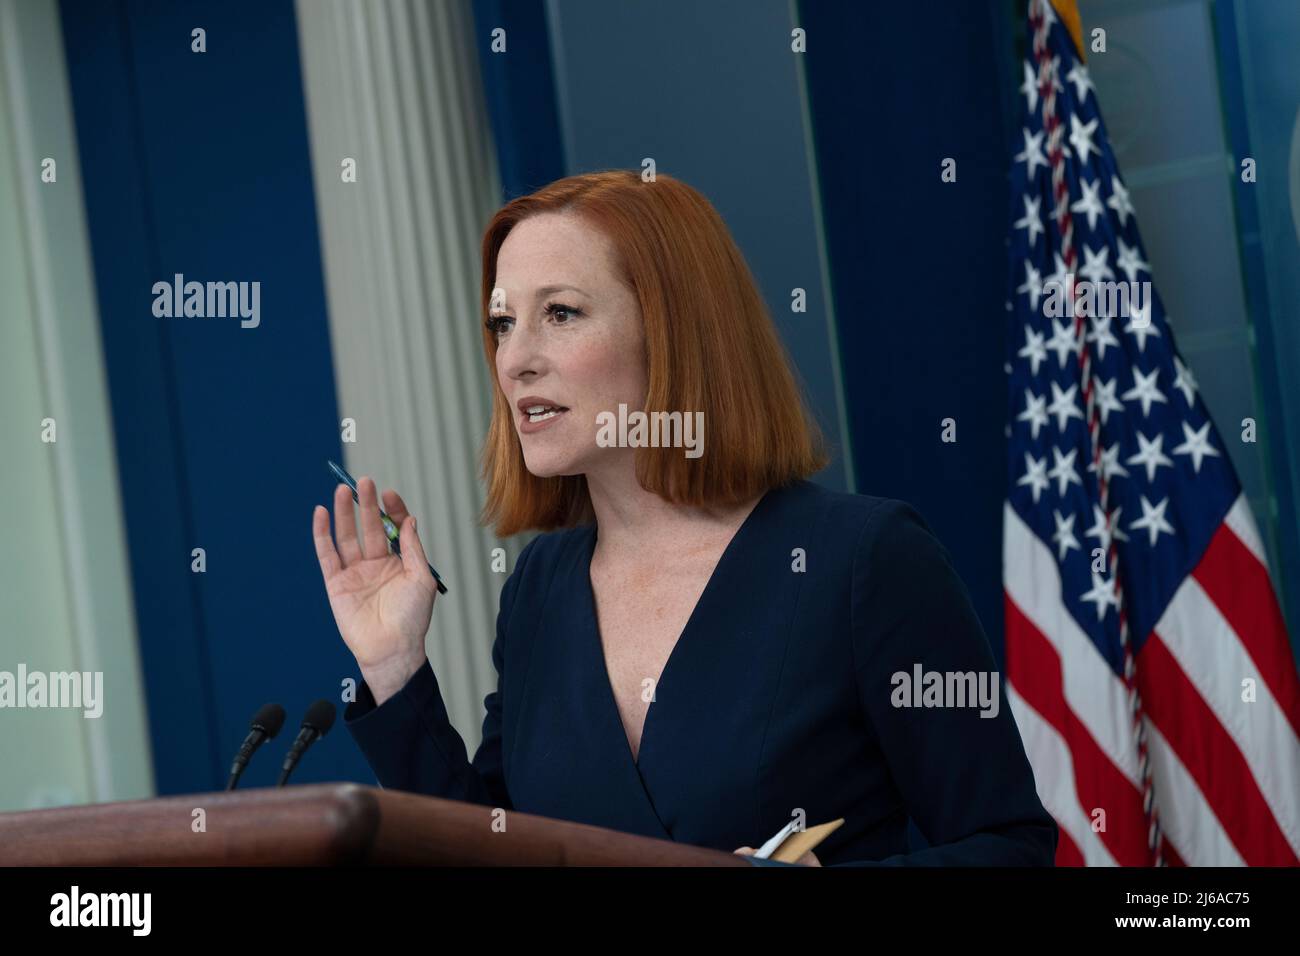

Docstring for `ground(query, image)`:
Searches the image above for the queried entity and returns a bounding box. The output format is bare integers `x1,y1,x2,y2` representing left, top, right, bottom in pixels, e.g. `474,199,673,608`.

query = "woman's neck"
583,460,764,563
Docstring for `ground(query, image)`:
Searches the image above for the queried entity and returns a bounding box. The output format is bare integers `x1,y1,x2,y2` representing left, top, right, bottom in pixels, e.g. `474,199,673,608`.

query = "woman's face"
491,212,647,479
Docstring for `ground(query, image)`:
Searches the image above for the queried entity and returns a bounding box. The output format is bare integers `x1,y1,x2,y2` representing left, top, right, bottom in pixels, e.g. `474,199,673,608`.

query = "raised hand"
313,477,438,704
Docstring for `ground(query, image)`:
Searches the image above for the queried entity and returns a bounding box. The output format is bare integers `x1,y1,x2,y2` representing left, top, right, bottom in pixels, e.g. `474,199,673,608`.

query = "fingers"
329,478,415,567
733,847,755,855
382,488,410,526
312,505,342,579
398,515,434,589
357,476,389,560
386,489,433,591
333,482,362,566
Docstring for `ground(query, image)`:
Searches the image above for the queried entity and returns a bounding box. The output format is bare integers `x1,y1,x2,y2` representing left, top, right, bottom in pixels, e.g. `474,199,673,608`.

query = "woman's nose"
498,322,543,381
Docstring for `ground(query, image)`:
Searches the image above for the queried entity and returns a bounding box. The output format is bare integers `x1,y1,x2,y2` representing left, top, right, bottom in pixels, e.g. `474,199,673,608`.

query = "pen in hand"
327,459,448,595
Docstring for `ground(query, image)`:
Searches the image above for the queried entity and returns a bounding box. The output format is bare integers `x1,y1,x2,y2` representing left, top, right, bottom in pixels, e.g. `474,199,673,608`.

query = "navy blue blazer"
344,479,1057,865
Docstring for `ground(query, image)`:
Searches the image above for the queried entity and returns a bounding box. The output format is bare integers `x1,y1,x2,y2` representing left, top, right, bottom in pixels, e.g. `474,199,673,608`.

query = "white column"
0,0,154,809
295,0,526,746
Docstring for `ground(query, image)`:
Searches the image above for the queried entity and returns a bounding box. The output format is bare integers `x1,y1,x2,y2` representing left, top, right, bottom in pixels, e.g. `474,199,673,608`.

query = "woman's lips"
519,406,569,435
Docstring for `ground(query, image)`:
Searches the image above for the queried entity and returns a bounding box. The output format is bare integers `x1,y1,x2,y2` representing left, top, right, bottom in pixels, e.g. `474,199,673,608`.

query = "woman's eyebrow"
534,283,588,298
489,283,589,315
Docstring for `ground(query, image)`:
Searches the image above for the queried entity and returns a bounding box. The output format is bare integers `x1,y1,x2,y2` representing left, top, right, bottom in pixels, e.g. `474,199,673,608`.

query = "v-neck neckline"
579,486,777,772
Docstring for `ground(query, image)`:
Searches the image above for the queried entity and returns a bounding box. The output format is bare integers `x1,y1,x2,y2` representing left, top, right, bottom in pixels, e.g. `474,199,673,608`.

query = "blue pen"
327,460,448,595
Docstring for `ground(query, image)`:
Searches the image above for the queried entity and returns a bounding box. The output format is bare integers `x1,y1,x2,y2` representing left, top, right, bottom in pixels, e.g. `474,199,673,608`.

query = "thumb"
399,515,432,586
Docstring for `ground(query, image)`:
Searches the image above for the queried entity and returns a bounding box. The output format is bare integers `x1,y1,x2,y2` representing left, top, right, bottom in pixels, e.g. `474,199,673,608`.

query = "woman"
311,170,1057,866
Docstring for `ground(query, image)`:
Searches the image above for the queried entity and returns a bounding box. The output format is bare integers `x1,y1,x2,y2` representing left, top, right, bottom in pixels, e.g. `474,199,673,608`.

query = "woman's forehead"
499,214,611,271
495,262,617,309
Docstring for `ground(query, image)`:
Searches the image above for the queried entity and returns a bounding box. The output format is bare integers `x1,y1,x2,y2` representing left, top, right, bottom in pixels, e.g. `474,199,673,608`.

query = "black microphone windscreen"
302,699,337,736
252,703,287,738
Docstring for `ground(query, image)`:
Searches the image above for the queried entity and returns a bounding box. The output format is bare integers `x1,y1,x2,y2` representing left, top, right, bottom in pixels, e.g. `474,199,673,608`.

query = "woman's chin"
521,452,583,479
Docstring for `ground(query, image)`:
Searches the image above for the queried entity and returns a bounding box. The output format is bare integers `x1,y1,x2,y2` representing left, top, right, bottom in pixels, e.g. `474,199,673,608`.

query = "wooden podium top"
0,783,751,866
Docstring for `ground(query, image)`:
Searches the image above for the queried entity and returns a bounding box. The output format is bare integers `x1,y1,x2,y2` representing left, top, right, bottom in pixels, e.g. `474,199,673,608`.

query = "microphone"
276,699,337,786
225,703,287,790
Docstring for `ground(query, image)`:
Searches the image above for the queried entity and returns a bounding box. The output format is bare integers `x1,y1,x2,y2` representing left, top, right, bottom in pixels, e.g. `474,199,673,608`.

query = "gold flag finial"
1048,0,1087,62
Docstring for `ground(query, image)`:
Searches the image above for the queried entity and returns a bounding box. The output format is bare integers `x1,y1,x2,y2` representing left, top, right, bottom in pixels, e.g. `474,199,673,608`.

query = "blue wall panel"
798,0,1020,655
472,0,567,199
60,0,371,792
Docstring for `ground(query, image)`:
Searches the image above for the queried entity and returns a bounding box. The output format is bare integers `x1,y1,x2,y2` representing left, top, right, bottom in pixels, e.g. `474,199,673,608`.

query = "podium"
0,783,750,866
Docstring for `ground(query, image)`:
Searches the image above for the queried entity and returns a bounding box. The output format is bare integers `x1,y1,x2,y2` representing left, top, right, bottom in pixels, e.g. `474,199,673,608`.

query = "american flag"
1002,0,1300,865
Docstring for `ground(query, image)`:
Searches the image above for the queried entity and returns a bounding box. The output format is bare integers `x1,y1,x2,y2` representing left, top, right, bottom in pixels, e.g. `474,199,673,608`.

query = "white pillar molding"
0,0,154,809
295,0,526,746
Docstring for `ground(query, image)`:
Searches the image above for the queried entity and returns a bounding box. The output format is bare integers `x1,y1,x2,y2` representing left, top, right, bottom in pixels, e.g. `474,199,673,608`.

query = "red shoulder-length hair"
478,170,830,536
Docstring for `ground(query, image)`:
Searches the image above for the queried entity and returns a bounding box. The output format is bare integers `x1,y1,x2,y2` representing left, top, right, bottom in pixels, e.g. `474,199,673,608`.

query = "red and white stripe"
1005,496,1300,865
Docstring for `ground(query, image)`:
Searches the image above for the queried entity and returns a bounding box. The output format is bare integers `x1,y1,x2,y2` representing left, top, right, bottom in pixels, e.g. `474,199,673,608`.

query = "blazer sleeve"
836,499,1058,866
342,537,537,807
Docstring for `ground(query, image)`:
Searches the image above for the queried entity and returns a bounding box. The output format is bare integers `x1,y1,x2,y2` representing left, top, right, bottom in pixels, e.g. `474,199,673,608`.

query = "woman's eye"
487,303,581,335
545,302,583,323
